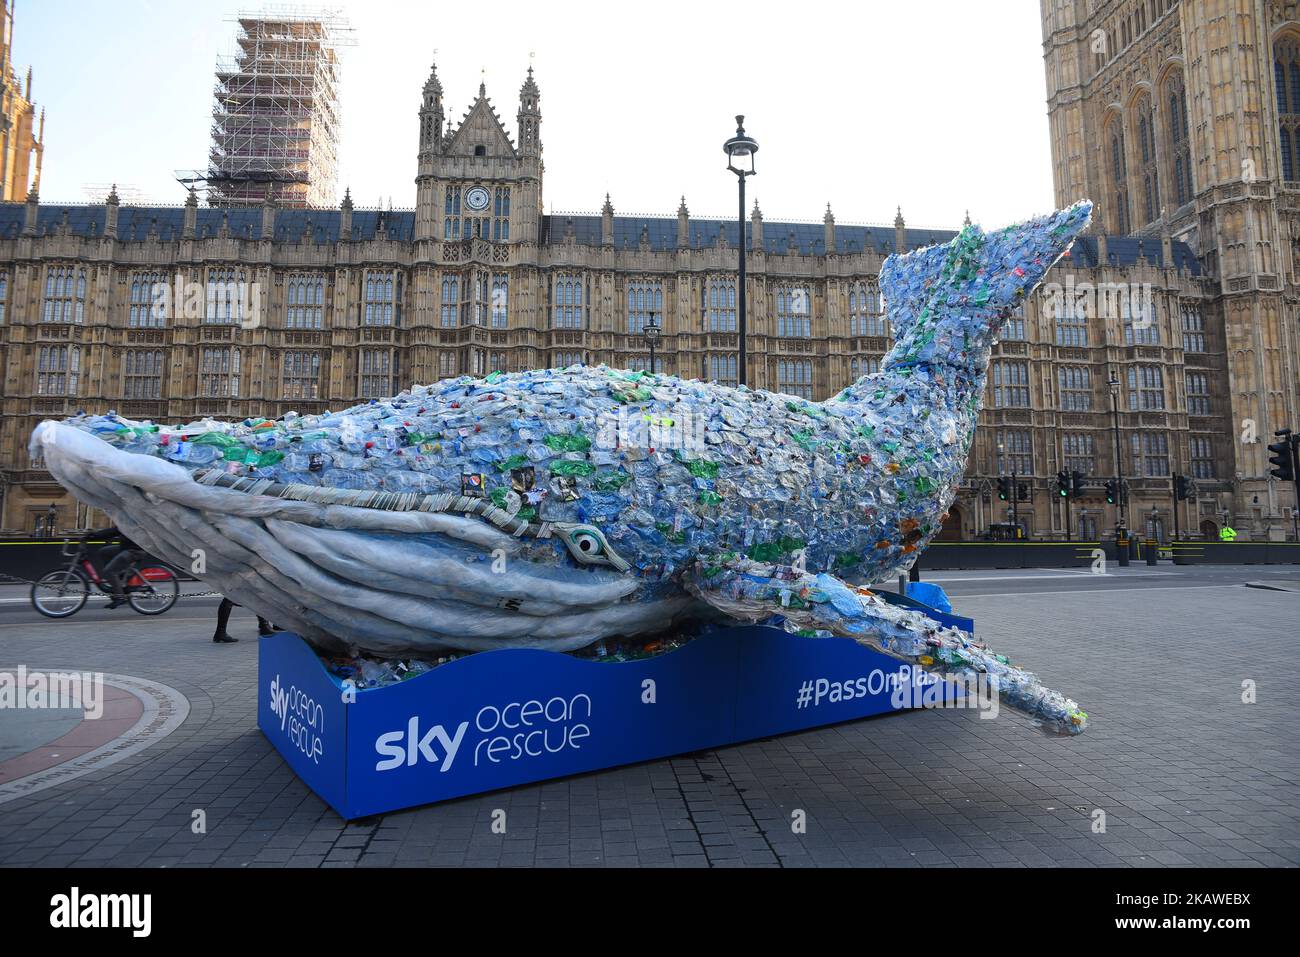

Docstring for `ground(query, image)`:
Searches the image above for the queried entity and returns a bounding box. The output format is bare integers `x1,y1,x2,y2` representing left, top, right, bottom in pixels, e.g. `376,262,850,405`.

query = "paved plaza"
0,565,1297,868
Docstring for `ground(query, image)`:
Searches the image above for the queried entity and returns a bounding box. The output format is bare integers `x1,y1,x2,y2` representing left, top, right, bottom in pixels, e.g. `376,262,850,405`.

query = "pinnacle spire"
423,59,442,95
521,61,539,95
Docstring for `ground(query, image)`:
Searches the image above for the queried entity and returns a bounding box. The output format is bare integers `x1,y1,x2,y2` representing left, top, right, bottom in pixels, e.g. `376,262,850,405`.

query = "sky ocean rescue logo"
375,693,592,772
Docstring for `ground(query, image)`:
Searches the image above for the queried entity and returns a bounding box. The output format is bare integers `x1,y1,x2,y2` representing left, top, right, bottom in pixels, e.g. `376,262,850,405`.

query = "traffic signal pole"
1171,471,1180,542
1011,471,1018,533
1268,429,1299,542
1292,435,1300,542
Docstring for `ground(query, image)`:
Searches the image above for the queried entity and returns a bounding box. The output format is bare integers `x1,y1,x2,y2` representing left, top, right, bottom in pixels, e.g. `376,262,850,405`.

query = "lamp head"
724,115,758,175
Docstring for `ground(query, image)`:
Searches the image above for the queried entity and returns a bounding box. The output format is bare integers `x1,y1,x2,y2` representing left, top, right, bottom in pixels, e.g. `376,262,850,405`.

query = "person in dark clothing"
87,526,144,609
213,597,276,643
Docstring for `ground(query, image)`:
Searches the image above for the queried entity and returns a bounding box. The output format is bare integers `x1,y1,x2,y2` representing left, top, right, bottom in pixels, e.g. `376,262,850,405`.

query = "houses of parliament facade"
1,0,1298,542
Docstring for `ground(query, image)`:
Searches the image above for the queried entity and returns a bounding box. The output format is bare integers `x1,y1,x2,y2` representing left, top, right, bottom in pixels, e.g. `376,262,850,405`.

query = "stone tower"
0,0,44,202
1042,0,1300,537
414,65,543,245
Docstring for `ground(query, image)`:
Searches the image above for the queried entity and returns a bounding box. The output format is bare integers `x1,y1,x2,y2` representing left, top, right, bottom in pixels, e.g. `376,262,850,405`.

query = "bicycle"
30,534,179,619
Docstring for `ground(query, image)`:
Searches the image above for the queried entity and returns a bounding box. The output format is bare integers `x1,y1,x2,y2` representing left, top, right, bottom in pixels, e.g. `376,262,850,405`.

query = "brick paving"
0,575,1297,868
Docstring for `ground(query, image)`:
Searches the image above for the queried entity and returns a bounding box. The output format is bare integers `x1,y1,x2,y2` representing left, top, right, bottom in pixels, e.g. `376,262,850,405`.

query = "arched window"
1276,36,1300,182
552,275,584,329
37,344,81,395
1164,71,1193,205
286,274,325,329
1133,95,1159,224
1107,120,1130,234
440,275,461,328
626,280,663,335
129,271,166,328
42,266,88,323
706,277,736,331
847,281,886,337
363,270,397,326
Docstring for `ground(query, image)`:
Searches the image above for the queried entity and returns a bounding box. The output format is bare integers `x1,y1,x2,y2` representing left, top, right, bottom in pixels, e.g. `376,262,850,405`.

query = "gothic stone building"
0,59,1253,542
0,0,43,204
1044,0,1300,539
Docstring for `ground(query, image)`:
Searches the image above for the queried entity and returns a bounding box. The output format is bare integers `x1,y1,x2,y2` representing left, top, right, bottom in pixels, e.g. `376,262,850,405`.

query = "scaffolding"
205,7,354,208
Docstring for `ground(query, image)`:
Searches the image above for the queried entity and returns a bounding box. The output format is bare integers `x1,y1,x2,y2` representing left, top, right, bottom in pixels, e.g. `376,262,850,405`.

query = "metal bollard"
1116,536,1130,567
1145,540,1158,565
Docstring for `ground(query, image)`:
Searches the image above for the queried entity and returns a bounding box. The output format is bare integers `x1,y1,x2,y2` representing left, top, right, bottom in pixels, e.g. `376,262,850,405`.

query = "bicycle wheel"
31,568,90,618
126,565,179,616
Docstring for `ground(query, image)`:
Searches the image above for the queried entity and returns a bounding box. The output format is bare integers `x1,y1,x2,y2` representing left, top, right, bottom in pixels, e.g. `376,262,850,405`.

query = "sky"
15,0,1056,230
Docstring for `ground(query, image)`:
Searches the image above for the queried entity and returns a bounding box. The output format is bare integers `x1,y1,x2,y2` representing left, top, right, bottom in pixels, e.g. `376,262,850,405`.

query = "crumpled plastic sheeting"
686,556,1088,736
31,202,1093,731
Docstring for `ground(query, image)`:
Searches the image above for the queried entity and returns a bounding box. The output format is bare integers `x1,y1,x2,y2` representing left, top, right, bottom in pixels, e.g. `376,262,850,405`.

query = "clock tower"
413,62,543,246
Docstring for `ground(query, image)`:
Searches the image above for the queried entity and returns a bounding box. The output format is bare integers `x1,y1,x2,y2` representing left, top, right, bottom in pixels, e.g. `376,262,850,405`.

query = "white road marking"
0,671,190,806
950,583,1248,599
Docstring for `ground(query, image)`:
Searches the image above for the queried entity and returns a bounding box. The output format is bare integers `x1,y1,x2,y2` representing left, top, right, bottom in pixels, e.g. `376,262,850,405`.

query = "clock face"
465,186,491,211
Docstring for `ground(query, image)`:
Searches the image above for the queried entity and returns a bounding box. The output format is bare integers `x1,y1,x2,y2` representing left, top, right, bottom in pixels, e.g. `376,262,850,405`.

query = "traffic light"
1017,482,1029,502
1056,470,1070,498
1104,480,1118,505
1072,470,1086,498
997,476,1011,501
1268,431,1296,482
1175,474,1192,501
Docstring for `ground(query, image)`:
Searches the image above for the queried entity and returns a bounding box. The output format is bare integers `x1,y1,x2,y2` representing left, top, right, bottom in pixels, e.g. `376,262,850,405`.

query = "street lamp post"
723,116,758,387
1109,370,1129,566
643,312,660,375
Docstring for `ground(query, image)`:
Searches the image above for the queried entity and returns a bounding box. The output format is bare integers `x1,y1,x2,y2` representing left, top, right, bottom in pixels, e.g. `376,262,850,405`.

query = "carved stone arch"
1124,81,1155,111
1269,20,1300,45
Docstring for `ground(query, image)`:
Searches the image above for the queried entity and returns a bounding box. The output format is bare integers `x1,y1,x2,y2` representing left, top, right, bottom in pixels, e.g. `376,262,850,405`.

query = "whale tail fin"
974,199,1094,307
880,200,1093,340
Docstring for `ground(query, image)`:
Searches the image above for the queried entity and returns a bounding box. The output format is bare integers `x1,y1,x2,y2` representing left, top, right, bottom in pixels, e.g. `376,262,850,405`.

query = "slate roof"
0,202,1202,273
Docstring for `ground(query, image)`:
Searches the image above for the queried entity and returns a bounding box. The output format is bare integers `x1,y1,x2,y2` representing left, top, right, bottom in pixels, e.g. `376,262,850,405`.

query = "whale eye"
555,523,632,573
572,530,603,556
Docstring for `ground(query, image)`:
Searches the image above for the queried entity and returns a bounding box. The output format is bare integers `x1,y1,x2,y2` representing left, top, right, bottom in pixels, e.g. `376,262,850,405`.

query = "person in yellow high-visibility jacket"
1219,525,1237,542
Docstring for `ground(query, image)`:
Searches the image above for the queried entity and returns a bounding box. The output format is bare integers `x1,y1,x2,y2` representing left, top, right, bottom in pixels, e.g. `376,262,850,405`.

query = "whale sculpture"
32,202,1093,734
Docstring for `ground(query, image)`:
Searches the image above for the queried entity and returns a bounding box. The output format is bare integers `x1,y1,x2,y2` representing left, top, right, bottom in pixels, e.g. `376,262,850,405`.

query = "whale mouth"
31,420,687,657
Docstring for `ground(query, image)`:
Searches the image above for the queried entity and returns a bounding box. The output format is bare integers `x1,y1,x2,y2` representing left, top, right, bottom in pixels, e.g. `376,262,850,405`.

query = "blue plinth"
258,614,973,819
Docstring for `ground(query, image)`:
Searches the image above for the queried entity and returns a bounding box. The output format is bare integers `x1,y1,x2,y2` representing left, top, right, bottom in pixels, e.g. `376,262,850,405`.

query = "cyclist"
87,526,146,609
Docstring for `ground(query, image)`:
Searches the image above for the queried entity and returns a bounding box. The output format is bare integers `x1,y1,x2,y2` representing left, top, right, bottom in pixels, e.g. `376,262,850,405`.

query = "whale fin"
684,556,1088,736
879,201,1093,342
